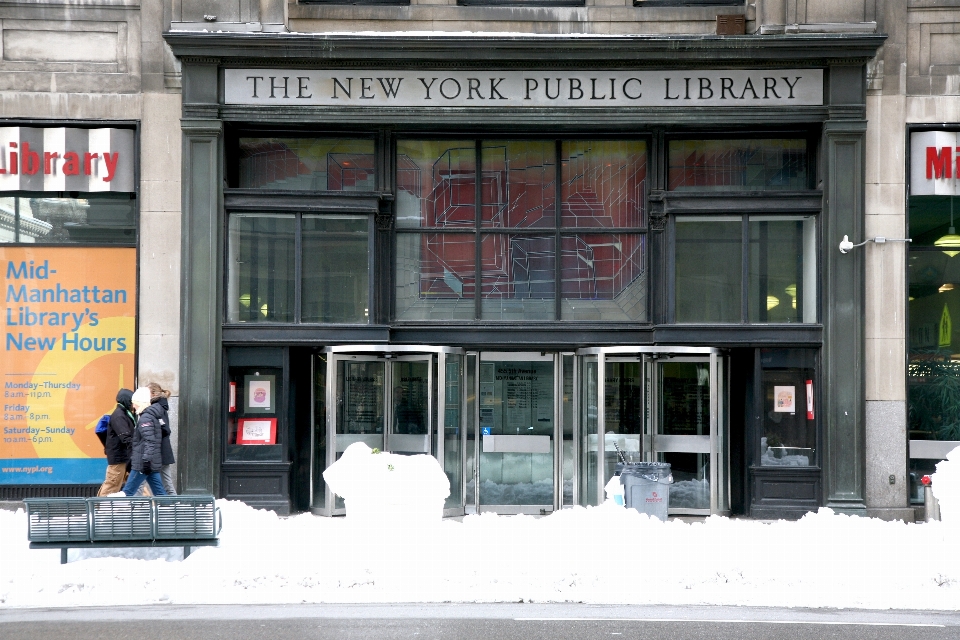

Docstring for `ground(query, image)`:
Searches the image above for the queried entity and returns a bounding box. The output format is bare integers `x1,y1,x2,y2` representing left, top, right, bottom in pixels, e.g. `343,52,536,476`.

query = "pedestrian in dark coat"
97,388,135,497
148,382,177,495
112,387,166,497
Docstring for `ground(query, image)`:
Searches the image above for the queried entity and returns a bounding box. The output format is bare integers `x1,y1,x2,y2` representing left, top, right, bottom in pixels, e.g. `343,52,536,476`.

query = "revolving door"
577,347,730,516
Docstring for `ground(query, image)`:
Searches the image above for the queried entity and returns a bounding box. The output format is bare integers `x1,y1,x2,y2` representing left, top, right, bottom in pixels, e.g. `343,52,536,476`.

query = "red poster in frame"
236,418,277,445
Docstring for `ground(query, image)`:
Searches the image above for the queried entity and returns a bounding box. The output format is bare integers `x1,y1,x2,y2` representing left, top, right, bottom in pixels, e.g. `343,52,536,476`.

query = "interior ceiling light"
767,295,780,310
940,283,955,293
936,197,960,257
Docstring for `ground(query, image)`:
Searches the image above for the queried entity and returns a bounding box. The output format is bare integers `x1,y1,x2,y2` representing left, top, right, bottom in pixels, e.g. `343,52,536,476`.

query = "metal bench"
25,495,221,564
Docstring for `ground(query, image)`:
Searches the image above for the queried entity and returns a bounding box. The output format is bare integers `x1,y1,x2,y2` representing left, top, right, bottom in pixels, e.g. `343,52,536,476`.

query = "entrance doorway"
310,345,728,518
311,346,465,516
472,352,558,514
577,347,729,516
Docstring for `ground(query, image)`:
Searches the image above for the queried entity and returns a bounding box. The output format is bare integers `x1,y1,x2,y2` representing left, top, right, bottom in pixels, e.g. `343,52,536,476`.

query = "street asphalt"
1,603,958,639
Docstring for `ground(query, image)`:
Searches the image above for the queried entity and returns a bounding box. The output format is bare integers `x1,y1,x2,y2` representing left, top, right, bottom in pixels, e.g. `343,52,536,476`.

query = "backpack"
95,413,111,445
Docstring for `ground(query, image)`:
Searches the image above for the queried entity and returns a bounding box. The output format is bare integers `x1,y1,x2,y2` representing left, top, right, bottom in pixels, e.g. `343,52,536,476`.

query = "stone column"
178,118,222,494
177,61,222,495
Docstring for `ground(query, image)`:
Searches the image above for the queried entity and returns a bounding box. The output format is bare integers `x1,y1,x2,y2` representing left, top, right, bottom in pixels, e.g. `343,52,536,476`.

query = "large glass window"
675,215,816,324
675,216,742,323
908,194,960,500
227,214,297,323
0,194,136,244
395,138,648,322
748,216,817,323
758,349,817,467
668,139,809,191
302,215,370,323
227,212,371,324
237,138,376,191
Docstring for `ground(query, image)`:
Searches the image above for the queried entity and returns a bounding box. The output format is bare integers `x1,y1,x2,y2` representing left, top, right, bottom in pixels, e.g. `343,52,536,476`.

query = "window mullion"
475,140,482,321
295,212,303,323
555,139,562,322
741,214,749,324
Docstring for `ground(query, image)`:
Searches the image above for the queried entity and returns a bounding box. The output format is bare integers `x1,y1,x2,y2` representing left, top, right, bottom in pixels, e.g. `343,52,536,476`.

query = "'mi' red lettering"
927,146,955,179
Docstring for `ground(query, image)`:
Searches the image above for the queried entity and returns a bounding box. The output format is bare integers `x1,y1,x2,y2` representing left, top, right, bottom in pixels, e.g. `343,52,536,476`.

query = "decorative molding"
649,189,666,231
375,208,394,231
164,32,886,66
180,118,223,137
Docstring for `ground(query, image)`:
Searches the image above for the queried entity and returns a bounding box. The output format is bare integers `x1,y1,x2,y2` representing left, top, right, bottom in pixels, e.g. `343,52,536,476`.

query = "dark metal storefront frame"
167,31,884,518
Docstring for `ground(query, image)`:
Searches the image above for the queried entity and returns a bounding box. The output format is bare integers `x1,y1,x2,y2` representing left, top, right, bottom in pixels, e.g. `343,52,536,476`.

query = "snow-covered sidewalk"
2,445,959,611
1,500,958,610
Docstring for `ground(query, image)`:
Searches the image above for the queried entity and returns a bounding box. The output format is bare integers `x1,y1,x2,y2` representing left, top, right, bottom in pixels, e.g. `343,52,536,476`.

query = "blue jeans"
121,469,167,496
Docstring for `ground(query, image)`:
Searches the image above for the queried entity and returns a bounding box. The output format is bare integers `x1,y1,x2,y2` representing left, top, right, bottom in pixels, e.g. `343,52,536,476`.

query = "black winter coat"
104,404,135,465
130,402,164,474
152,397,175,465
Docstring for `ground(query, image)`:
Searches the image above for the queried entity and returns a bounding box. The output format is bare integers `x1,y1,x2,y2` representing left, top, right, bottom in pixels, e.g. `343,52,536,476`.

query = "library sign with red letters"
0,127,134,193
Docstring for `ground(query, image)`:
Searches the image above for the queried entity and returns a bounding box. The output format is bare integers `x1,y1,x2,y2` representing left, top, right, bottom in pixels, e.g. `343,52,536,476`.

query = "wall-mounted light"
839,235,912,253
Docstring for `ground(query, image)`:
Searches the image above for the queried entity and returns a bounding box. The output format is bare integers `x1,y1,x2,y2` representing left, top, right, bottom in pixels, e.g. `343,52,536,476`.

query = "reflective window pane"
748,216,816,323
396,232,475,321
477,358,555,506
759,349,816,467
238,138,375,191
561,140,646,228
301,215,369,323
907,195,960,249
397,140,475,229
0,195,135,244
481,234,555,320
227,214,296,323
580,354,599,506
667,139,808,191
675,217,742,323
603,360,643,488
561,234,646,321
659,362,711,509
481,141,556,228
909,255,960,442
444,354,464,510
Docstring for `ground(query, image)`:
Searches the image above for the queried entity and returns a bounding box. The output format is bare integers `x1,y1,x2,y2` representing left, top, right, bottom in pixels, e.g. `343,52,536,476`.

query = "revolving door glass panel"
602,359,644,488
328,355,435,511
478,354,555,511
656,361,712,512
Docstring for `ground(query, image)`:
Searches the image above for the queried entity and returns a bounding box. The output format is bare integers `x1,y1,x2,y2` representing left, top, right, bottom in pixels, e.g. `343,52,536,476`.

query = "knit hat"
131,387,151,407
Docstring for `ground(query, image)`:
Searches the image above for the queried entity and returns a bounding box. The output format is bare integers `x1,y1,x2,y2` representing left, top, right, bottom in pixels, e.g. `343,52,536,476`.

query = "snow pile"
932,445,960,524
2,501,959,610
323,442,450,528
1,445,959,610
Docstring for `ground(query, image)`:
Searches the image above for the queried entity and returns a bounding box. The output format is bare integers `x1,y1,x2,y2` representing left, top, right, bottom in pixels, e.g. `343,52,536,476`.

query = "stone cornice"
164,32,886,66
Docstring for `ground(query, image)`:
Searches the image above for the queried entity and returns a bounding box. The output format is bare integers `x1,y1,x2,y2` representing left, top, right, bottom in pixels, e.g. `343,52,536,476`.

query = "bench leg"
183,545,191,559
61,548,68,565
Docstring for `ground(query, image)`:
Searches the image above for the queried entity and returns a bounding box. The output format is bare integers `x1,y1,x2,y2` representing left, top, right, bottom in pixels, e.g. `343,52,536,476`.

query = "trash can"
618,462,672,521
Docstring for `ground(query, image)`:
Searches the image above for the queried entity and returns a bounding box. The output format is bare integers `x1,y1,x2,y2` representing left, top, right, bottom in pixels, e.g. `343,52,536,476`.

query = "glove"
142,462,152,474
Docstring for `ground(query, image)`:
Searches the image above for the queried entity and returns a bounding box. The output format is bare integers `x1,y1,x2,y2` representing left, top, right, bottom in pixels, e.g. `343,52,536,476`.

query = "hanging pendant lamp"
936,196,960,257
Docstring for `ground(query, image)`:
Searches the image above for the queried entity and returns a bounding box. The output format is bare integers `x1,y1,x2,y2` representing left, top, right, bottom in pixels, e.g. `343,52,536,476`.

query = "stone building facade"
0,0,950,522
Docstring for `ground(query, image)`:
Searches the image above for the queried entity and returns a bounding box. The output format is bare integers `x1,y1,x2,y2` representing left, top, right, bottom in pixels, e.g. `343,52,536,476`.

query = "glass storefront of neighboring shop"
0,124,138,496
216,126,824,518
908,129,960,503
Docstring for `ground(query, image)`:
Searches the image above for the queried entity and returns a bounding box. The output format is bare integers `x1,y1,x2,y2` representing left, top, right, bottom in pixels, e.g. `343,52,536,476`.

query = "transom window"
395,139,648,322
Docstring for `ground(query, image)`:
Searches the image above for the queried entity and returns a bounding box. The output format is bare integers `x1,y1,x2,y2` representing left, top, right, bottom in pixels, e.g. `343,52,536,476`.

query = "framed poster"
229,382,237,413
0,246,136,485
236,418,277,445
774,386,796,413
244,375,276,413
